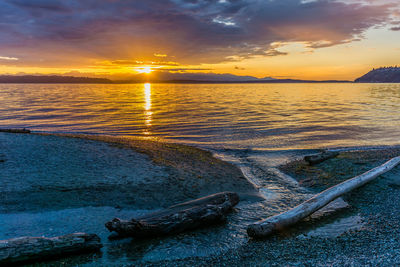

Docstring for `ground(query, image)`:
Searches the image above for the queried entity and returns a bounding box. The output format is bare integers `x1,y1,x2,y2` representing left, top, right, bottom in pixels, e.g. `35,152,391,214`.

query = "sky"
0,0,399,80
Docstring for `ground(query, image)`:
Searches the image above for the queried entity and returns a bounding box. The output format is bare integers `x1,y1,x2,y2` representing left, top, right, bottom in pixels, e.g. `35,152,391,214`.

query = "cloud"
0,0,395,67
0,56,18,61
159,68,213,72
103,60,180,66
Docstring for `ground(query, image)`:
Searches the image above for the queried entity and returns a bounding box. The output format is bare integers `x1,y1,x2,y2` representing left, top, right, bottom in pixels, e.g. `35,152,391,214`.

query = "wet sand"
0,132,260,214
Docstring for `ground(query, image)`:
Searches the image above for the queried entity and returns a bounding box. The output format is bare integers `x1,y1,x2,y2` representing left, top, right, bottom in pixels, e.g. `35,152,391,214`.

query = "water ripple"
1,83,400,150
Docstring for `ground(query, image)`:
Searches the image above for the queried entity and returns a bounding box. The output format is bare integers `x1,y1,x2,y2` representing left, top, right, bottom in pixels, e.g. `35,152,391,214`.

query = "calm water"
2,83,400,150
1,83,400,264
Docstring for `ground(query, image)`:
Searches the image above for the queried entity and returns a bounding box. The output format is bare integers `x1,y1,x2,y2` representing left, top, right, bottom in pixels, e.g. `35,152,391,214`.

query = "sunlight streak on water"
144,83,152,135
144,83,151,111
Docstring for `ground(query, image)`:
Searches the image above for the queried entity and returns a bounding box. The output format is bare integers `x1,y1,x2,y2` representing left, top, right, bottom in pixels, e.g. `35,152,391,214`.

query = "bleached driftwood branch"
0,233,102,264
247,156,400,238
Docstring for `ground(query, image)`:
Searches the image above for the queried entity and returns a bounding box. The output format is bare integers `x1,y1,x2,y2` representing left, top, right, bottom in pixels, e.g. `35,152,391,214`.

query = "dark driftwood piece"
0,128,31,134
304,151,339,165
106,192,239,238
0,233,102,264
247,156,400,238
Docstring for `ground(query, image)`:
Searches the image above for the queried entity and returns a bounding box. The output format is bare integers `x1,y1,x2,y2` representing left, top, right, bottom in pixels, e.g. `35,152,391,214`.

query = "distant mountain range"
112,72,350,83
0,73,350,84
2,67,400,84
150,72,277,82
355,67,400,83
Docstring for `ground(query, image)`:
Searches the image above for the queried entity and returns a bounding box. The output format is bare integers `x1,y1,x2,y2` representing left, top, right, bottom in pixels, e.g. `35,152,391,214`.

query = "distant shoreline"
4,81,400,84
3,80,400,84
0,80,354,84
0,74,352,84
1,66,400,84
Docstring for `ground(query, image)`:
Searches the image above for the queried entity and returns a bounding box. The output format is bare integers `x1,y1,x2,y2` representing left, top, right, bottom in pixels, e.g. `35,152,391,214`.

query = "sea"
1,82,400,264
2,83,400,150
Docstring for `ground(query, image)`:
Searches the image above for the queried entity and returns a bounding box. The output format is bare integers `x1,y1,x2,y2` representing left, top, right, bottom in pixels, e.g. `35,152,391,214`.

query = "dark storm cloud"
0,0,394,65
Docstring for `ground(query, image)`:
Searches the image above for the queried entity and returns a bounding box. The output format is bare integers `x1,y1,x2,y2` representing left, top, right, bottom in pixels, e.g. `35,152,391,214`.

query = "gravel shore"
1,132,400,266
169,147,400,266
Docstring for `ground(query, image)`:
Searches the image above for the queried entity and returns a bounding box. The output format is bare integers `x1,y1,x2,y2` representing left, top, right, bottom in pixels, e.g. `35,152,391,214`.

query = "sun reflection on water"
144,83,152,134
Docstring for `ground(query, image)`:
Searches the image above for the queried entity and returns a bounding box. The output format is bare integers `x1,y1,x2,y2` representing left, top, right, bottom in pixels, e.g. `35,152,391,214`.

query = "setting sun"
135,66,153,74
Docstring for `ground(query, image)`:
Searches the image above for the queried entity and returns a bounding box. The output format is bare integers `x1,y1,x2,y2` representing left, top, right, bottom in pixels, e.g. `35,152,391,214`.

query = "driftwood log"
304,151,339,165
247,156,400,238
106,192,239,238
0,128,30,134
0,233,102,264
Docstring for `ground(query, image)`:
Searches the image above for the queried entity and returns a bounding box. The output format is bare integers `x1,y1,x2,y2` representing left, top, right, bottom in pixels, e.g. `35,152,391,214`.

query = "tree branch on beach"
247,156,400,238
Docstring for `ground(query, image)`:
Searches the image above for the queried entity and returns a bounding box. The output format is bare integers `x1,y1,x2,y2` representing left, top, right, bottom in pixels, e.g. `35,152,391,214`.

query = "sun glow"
136,66,153,74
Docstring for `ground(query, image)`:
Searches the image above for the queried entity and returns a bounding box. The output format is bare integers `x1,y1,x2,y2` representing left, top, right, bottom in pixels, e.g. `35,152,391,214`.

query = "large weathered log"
304,151,339,165
0,128,30,134
247,156,400,238
106,192,239,238
0,233,102,264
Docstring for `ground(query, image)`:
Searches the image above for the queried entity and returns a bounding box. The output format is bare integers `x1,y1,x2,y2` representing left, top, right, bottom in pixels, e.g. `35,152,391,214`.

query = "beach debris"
247,156,400,238
304,151,339,165
105,192,239,238
0,128,31,134
0,233,102,265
